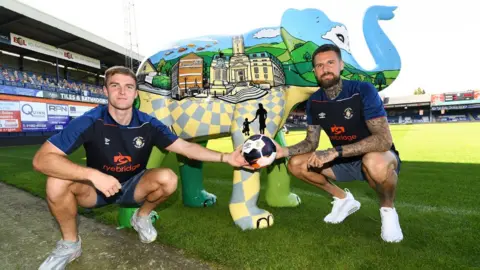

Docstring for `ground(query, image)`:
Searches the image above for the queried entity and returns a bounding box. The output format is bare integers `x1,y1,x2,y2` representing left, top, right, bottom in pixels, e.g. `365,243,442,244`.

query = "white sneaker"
130,209,158,243
380,207,403,243
324,189,361,224
39,236,82,270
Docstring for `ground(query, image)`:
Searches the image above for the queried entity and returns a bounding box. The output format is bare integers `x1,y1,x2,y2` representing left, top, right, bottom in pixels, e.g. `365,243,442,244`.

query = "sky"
14,0,480,97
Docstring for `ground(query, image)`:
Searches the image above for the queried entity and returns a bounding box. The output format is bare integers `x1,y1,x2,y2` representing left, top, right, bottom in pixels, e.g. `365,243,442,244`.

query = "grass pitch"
0,122,479,269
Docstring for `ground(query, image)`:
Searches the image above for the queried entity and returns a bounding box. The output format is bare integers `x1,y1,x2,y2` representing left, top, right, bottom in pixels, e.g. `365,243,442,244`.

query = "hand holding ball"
242,134,277,169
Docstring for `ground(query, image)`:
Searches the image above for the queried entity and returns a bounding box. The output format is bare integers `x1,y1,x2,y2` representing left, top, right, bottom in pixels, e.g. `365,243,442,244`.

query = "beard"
316,72,341,89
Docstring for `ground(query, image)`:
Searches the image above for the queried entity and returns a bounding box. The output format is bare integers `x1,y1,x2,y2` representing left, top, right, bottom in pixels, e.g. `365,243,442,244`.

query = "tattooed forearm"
285,125,321,156
341,117,393,157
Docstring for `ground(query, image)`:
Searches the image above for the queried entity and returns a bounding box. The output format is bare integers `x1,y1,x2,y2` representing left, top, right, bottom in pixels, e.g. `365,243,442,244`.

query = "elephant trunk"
362,6,401,88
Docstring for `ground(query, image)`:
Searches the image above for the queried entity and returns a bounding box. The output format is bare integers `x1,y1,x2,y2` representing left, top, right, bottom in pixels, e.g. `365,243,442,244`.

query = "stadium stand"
383,94,432,124
0,0,143,146
285,90,480,128
0,64,105,98
285,102,308,130
470,109,480,121
430,91,480,123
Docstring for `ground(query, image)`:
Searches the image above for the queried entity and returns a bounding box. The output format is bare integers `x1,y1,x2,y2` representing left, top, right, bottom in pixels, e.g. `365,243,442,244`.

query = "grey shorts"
331,150,401,182
92,169,146,208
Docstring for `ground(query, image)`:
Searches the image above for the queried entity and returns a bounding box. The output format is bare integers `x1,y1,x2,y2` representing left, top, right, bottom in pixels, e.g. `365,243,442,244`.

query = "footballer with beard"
274,44,404,243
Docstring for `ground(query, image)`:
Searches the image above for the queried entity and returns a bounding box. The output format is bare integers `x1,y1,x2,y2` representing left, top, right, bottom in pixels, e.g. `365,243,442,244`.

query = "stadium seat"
0,67,106,98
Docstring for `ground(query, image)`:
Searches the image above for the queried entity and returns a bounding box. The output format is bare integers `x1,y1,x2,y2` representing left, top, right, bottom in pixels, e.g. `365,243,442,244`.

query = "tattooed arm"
340,116,393,157
279,125,321,158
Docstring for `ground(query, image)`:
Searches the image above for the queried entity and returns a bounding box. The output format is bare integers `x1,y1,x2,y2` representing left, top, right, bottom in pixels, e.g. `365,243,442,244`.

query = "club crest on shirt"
344,108,353,119
133,136,145,149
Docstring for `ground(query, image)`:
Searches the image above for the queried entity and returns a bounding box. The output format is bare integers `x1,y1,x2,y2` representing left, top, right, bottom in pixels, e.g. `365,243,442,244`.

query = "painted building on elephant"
209,35,285,92
249,52,285,87
171,53,204,99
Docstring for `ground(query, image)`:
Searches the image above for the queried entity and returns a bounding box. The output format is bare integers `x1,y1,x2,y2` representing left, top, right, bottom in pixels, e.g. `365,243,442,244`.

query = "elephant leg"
176,141,216,208
265,129,301,207
229,169,273,230
146,146,168,168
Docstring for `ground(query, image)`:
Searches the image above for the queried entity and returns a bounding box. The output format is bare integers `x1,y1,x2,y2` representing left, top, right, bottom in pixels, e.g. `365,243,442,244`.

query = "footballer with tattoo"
273,44,403,243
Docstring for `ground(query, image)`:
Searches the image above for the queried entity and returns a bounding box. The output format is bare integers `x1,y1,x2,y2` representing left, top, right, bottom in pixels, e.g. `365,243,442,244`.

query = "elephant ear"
321,25,351,54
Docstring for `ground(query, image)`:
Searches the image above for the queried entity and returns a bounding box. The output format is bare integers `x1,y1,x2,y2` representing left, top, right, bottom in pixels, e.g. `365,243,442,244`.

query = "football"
242,134,277,169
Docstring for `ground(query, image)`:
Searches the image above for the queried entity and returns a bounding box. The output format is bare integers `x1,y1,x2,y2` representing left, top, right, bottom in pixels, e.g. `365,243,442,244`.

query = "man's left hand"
307,148,338,168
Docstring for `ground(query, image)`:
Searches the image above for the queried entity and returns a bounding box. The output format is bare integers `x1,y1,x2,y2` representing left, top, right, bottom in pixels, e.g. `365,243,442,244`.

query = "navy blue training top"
48,105,179,183
305,80,397,154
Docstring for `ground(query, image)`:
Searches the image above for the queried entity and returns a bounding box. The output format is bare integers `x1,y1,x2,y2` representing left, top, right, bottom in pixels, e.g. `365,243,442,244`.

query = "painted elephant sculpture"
132,5,401,230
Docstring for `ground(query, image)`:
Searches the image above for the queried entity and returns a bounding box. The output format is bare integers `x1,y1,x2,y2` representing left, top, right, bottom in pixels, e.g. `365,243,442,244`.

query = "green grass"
1,122,480,269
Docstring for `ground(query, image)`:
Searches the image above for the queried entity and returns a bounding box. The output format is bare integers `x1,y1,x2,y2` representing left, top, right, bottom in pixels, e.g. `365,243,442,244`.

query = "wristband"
334,145,343,158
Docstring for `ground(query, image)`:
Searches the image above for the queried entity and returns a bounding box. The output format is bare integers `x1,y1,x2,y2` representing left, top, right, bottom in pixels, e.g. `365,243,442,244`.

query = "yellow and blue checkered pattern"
139,89,285,142
138,88,290,230
139,92,234,139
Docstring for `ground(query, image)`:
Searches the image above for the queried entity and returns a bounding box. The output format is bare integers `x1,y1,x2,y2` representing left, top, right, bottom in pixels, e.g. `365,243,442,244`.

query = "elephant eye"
336,34,345,43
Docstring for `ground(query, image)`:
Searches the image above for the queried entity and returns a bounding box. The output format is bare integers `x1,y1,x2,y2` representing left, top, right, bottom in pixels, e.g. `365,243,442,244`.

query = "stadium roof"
383,94,431,107
0,0,144,73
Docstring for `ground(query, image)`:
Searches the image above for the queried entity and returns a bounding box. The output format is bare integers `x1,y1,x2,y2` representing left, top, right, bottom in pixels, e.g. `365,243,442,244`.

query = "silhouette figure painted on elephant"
242,118,252,136
132,5,401,230
250,103,268,135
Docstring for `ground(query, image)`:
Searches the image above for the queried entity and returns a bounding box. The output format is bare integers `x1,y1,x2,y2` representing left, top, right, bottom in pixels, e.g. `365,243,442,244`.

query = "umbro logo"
318,112,326,119
105,138,110,145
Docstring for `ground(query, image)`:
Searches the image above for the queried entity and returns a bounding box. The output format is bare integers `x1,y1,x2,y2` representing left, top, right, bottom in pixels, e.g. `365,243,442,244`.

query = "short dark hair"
104,66,137,87
312,44,342,67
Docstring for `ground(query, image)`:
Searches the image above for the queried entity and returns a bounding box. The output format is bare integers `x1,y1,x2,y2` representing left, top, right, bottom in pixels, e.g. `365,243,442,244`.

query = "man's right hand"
88,170,122,197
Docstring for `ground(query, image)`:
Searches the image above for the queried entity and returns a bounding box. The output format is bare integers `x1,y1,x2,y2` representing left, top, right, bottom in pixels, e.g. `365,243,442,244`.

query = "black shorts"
331,150,401,182
92,169,146,208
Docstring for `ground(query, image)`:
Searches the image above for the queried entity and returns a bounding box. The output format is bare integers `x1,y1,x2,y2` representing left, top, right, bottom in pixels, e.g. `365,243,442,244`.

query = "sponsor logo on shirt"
103,152,140,173
329,125,357,141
